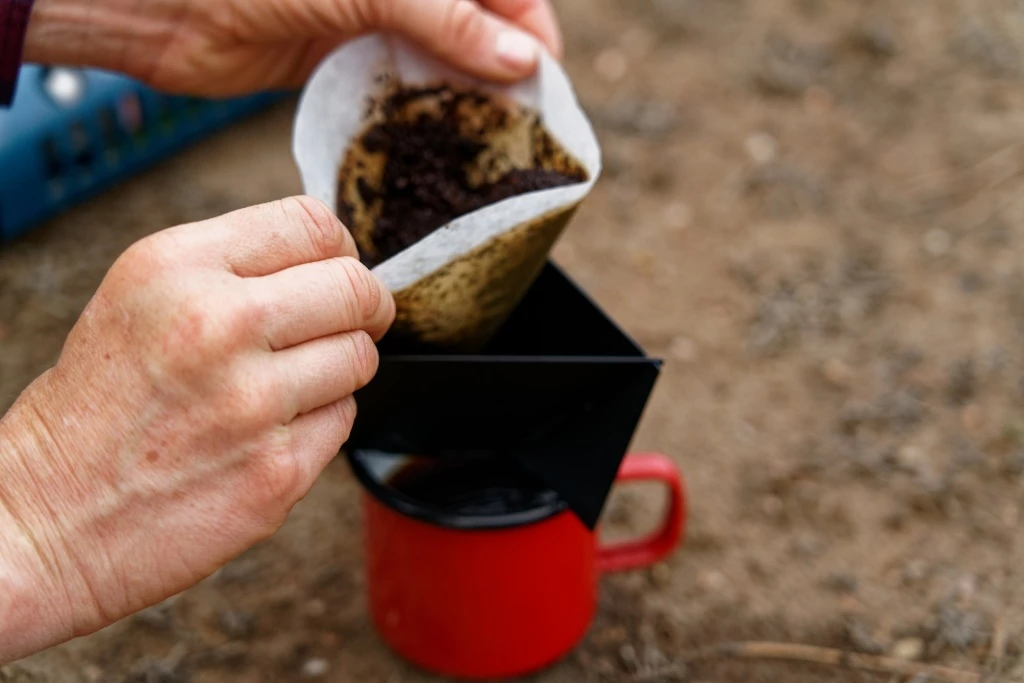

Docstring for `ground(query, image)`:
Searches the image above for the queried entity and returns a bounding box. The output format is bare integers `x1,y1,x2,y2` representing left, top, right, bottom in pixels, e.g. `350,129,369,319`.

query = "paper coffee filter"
293,34,601,351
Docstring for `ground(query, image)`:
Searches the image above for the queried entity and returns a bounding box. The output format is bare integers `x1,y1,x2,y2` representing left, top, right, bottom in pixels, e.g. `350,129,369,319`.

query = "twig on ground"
988,615,1007,673
903,141,1024,192
680,641,981,683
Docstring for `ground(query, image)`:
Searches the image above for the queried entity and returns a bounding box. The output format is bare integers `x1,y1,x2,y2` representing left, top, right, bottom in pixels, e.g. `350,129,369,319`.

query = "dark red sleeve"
0,0,34,106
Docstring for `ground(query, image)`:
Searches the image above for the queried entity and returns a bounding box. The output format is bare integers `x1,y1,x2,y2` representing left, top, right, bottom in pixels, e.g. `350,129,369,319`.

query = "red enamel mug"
347,450,686,680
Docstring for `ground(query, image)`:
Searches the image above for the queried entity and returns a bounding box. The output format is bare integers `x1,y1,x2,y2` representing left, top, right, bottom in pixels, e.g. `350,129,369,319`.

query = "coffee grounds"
339,88,586,267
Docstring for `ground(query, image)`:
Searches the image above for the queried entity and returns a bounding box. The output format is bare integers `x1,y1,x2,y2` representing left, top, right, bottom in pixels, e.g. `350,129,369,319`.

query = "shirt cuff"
0,0,35,106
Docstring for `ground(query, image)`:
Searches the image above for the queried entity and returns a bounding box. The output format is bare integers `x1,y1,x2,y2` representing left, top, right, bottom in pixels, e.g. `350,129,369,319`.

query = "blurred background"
4,0,1024,680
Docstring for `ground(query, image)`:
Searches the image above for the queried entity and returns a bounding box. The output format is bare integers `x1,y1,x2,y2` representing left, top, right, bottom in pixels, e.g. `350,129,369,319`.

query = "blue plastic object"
0,65,282,242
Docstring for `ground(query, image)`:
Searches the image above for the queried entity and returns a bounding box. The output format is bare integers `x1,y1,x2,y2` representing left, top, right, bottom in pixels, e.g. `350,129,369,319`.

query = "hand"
25,0,563,97
0,197,394,663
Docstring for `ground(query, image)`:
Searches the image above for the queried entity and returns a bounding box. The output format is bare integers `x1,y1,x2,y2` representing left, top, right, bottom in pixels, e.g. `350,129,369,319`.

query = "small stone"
304,599,327,618
947,359,976,405
642,644,672,670
791,533,823,558
961,404,983,434
218,609,255,639
661,200,694,232
619,26,656,57
302,658,329,678
959,272,985,293
938,603,986,648
895,445,928,475
669,336,698,363
846,619,887,654
201,642,249,667
884,507,909,530
696,569,728,593
821,572,858,594
575,650,594,669
592,626,628,646
761,495,784,518
594,657,617,676
619,644,639,672
803,85,834,114
594,49,628,82
839,595,861,613
1003,450,1024,476
651,562,673,587
902,560,929,585
635,102,680,137
891,637,924,661
822,358,853,389
746,557,770,580
646,166,676,192
923,228,952,256
133,603,173,631
745,132,779,165
83,665,103,683
854,19,899,57
127,658,184,683
953,575,976,604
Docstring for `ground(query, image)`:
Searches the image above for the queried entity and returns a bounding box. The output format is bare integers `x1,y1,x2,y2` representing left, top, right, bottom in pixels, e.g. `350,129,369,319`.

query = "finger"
276,331,379,419
378,0,543,81
480,0,562,58
180,196,359,277
251,256,395,349
287,396,358,494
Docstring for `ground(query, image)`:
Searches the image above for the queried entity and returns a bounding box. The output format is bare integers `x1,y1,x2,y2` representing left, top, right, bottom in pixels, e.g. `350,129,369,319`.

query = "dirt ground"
5,0,1024,680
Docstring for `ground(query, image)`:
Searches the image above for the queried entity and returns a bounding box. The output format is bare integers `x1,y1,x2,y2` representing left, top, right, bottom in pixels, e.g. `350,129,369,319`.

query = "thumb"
377,0,543,81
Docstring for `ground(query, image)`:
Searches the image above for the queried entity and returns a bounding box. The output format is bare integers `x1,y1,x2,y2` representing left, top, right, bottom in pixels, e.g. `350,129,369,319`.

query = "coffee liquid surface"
387,456,559,517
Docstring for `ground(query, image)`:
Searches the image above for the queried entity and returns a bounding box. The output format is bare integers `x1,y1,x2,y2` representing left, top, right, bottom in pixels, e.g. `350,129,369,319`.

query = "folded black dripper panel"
347,262,662,529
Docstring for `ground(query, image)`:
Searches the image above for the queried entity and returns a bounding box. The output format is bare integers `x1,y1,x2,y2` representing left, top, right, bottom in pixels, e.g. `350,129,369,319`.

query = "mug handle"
596,452,686,573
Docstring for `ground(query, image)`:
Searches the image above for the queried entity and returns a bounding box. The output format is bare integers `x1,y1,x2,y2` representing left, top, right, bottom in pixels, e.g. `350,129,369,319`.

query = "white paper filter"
293,34,601,351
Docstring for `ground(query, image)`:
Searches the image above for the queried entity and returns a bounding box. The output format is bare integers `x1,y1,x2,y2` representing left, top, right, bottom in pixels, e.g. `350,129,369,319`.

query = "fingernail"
495,29,539,70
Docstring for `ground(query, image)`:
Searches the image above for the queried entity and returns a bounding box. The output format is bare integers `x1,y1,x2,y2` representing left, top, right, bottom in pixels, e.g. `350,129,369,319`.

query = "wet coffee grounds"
339,87,586,267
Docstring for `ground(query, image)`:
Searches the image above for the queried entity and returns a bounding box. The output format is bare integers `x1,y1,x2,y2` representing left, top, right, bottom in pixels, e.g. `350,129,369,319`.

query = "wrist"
24,0,182,81
0,382,78,663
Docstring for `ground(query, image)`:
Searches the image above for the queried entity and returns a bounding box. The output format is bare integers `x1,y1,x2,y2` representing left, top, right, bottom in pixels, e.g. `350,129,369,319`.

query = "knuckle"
332,397,358,444
235,286,269,335
215,381,279,435
157,294,225,378
346,330,379,383
112,236,167,283
283,195,346,259
235,380,281,428
338,257,383,322
182,298,233,354
248,443,305,513
445,0,487,46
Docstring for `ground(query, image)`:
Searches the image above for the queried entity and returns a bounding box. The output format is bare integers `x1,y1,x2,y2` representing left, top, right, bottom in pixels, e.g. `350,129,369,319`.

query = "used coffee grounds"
337,85,587,267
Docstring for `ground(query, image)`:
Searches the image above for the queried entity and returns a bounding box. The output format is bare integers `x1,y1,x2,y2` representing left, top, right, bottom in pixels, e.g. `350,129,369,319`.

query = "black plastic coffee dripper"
346,262,662,529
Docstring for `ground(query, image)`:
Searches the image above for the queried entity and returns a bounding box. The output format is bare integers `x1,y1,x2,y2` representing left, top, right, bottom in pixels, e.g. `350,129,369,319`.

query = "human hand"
25,0,563,97
0,197,394,663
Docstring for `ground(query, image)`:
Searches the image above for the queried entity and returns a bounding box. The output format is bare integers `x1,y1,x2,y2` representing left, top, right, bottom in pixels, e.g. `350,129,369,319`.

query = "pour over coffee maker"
344,263,686,679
